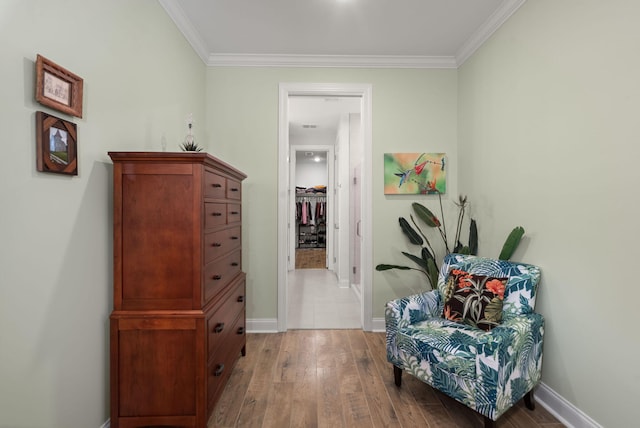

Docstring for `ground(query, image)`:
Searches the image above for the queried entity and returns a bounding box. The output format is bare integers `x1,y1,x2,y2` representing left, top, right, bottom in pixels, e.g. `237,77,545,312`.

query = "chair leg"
484,416,495,428
524,389,535,411
393,365,402,387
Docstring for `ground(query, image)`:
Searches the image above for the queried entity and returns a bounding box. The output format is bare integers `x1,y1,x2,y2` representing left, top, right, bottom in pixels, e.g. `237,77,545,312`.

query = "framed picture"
36,111,78,175
384,152,446,195
35,54,84,118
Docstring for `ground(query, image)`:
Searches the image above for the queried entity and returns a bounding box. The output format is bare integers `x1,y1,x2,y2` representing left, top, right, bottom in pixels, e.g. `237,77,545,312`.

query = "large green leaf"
399,217,423,245
427,258,439,290
375,264,412,271
499,226,525,260
421,247,434,262
412,203,440,227
402,251,428,270
468,219,478,255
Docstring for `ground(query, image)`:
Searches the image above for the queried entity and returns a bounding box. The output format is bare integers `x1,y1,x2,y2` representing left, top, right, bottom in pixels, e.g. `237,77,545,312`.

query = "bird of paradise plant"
376,193,524,290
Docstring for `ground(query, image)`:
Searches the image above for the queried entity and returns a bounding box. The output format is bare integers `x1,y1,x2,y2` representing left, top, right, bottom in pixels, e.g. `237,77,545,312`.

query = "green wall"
458,1,639,426
2,0,633,426
0,1,206,427
205,67,459,320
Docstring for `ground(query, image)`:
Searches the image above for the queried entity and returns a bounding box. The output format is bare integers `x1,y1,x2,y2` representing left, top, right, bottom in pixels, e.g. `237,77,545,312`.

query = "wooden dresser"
108,152,247,428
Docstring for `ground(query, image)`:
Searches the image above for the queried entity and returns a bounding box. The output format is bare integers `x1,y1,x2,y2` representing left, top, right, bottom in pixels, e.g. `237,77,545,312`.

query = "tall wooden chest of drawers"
108,152,247,428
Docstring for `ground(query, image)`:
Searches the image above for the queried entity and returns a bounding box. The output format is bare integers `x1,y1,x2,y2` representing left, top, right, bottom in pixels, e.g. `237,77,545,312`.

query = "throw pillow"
442,269,507,331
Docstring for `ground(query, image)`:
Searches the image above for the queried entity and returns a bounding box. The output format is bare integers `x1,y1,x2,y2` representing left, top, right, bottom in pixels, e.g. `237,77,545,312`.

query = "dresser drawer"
205,203,227,228
203,250,242,303
207,309,245,360
206,281,245,356
204,227,241,263
226,179,241,200
206,311,245,414
204,171,226,199
227,204,241,224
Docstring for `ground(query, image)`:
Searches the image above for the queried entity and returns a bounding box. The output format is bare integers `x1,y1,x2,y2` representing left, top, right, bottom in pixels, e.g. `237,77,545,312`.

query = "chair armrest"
385,290,442,326
385,290,441,366
476,313,544,349
475,313,545,419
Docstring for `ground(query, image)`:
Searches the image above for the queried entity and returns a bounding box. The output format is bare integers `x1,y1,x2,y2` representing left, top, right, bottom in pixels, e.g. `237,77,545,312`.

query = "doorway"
291,146,333,271
278,83,373,332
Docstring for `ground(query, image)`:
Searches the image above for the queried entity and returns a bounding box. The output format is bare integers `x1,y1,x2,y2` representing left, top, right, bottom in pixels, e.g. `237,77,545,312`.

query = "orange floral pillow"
442,269,508,331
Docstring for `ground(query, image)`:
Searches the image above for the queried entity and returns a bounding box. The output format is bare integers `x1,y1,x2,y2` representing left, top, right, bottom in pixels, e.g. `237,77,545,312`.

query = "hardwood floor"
295,248,327,269
209,330,564,428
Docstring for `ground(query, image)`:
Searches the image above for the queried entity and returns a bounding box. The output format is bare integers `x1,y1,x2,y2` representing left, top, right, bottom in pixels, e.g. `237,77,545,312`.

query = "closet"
293,150,329,269
296,192,326,249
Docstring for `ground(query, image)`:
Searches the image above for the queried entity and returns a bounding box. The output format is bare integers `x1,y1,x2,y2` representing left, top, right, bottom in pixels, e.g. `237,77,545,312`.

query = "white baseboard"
371,317,385,332
99,419,110,428
247,317,384,333
246,318,279,333
535,382,602,428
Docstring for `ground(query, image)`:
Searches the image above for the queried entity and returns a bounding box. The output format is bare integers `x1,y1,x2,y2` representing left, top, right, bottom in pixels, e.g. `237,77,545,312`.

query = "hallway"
287,269,361,329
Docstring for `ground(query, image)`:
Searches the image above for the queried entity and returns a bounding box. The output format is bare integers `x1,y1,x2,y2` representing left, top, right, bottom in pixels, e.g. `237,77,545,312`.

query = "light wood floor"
295,248,327,269
209,330,564,428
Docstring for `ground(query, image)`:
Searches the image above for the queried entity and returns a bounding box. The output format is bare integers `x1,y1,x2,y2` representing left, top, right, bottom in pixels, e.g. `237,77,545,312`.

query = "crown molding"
207,53,457,69
455,0,527,66
158,0,209,64
160,0,525,69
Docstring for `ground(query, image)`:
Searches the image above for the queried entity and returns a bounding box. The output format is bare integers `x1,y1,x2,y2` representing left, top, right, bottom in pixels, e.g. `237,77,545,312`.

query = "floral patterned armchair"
385,254,543,427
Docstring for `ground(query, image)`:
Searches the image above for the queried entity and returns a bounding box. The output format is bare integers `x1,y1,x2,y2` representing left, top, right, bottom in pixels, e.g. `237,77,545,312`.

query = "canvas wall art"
384,152,446,195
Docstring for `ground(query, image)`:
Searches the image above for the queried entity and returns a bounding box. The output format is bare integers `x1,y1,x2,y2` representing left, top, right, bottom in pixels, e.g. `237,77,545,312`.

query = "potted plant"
376,194,524,290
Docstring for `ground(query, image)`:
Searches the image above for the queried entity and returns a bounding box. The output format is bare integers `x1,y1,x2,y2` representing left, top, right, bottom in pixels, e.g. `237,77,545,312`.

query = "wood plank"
353,348,402,427
317,366,346,428
233,333,284,427
342,392,375,428
208,331,565,428
261,382,294,428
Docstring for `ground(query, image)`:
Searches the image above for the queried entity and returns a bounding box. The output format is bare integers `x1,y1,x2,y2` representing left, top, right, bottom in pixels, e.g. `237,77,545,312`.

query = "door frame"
277,82,373,331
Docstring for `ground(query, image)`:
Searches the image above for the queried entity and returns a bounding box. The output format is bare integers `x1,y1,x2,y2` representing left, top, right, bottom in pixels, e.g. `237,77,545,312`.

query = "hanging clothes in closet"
295,195,326,225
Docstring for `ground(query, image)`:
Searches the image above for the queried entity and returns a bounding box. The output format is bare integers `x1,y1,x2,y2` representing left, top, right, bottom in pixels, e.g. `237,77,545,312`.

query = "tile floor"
287,268,361,329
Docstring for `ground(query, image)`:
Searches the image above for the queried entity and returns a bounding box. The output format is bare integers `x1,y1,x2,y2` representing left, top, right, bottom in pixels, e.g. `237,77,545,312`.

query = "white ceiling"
289,95,362,142
160,0,526,68
158,0,525,140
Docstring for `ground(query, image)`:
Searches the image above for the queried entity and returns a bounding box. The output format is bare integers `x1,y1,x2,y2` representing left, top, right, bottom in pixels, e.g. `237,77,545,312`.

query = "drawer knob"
213,364,225,377
230,211,239,215
237,327,245,335
212,275,222,280
212,212,222,217
212,183,222,188
213,322,225,333
230,188,239,192
237,295,245,303
231,236,239,240
231,262,239,267
212,242,222,247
